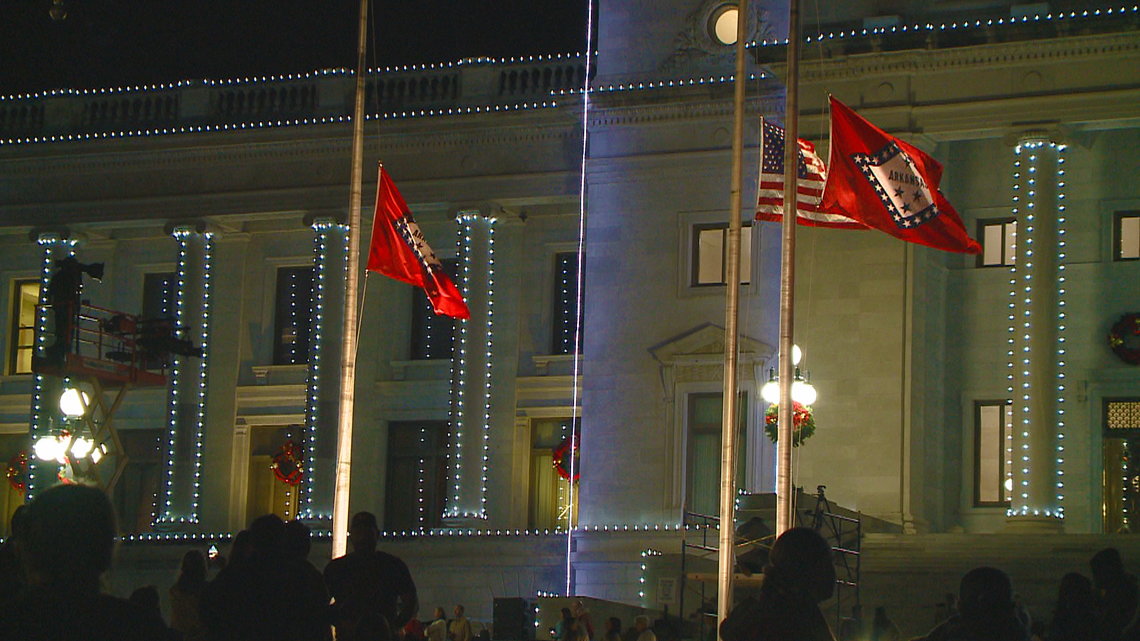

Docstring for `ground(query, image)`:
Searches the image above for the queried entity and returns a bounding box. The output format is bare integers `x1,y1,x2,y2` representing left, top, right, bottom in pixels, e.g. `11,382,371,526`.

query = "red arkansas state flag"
821,96,982,254
367,166,471,319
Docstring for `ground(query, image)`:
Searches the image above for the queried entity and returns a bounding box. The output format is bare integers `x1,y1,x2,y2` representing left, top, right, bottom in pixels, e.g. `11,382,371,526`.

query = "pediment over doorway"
650,323,773,382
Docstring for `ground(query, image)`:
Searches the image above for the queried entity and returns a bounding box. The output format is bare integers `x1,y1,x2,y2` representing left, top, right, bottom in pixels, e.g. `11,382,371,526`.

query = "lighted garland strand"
764,402,816,447
1109,313,1140,365
6,451,28,493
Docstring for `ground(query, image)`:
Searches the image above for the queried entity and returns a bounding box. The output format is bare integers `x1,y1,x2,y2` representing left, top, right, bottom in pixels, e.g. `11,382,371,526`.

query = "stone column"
1006,135,1067,531
25,230,75,500
156,223,212,526
301,216,347,521
444,210,496,524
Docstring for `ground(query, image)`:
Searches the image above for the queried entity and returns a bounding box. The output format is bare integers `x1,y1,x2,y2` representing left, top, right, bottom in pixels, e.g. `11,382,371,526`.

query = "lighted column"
445,211,496,523
301,217,348,521
157,224,213,526
1006,136,1067,529
25,232,77,501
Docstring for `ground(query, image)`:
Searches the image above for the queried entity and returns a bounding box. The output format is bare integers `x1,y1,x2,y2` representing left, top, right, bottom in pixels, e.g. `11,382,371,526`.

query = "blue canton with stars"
852,141,942,229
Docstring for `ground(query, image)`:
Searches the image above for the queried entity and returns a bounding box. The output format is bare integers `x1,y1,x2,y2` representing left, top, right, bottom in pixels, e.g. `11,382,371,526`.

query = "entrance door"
1103,400,1140,533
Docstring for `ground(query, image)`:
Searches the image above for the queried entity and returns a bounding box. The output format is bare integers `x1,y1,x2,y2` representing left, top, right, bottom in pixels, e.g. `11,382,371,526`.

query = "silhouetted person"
45,256,102,364
0,504,28,610
284,519,333,641
1092,548,1139,640
918,566,1029,641
324,511,419,641
202,514,331,641
870,606,900,641
426,606,449,641
129,585,176,638
720,527,836,641
450,604,473,641
0,484,164,641
170,550,208,641
633,616,656,641
228,528,252,567
1047,573,1098,641
604,617,623,641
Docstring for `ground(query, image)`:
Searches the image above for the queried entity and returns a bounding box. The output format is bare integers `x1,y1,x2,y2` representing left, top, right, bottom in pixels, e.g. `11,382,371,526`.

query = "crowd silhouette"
4,488,1140,641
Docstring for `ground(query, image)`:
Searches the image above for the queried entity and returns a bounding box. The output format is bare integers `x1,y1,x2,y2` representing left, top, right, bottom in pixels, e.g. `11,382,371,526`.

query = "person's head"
634,616,649,632
230,529,252,564
284,519,312,560
21,483,117,590
435,607,446,620
765,527,836,603
1091,548,1126,585
349,511,380,552
1055,572,1095,613
455,604,465,619
178,549,208,584
958,566,1015,622
249,513,286,558
562,608,574,622
129,585,161,616
606,617,621,633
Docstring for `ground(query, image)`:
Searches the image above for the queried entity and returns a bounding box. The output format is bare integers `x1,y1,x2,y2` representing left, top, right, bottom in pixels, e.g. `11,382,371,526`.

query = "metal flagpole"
775,0,801,537
717,0,750,630
331,0,370,559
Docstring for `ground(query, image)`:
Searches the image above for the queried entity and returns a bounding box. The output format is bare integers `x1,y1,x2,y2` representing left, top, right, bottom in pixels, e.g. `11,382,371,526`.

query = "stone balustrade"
0,54,590,140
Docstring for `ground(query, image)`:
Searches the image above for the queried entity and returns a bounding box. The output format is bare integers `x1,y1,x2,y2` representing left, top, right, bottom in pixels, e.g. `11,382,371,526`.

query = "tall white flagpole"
331,0,370,559
775,0,801,537
717,0,750,630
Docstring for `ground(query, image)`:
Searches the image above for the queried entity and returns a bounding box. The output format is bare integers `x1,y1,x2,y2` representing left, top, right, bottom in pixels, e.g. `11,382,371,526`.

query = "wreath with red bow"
1109,313,1140,365
553,433,581,483
6,450,28,494
764,402,816,447
270,440,304,486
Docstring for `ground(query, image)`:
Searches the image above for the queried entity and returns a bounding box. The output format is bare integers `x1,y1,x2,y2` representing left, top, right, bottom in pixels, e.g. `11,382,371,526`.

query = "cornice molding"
589,95,785,128
788,30,1140,83
0,117,578,176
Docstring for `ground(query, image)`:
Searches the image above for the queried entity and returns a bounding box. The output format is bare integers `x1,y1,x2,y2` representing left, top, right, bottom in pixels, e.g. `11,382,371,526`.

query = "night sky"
0,0,590,95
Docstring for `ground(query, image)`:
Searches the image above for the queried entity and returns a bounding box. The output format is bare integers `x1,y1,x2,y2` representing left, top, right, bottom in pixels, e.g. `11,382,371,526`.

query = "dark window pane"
273,266,314,365
410,260,458,360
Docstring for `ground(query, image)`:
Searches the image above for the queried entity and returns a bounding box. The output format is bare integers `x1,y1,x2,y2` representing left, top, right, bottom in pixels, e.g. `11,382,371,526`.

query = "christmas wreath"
553,433,581,482
6,450,28,494
764,402,816,447
1109,313,1140,366
270,440,304,486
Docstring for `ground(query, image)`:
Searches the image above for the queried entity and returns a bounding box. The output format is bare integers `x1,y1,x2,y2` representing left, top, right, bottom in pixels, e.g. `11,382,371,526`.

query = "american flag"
756,118,864,229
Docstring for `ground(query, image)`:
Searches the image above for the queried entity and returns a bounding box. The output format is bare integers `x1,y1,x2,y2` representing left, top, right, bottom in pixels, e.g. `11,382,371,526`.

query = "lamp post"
760,345,817,406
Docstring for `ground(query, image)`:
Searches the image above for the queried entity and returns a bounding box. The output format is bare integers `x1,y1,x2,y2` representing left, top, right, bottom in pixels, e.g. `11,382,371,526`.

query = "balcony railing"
0,55,590,143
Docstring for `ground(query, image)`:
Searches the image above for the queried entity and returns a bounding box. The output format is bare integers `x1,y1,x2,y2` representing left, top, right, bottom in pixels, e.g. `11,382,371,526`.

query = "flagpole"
331,0,369,559
717,0,749,630
775,0,800,537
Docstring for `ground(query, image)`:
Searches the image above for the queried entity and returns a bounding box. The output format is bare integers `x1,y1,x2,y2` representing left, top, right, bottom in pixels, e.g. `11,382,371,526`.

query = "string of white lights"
25,234,74,500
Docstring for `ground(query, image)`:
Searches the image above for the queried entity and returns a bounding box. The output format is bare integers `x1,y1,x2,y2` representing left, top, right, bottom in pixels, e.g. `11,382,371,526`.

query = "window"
410,260,459,360
111,428,163,533
272,266,314,365
142,272,177,321
974,400,1012,507
384,421,448,532
8,280,39,375
1115,212,1140,261
977,218,1017,268
552,252,583,355
246,426,305,524
709,5,739,46
529,418,579,530
692,223,751,286
686,392,747,516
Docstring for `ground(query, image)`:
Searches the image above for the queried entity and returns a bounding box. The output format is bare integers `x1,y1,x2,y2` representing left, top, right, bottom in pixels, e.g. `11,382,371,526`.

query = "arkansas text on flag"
756,118,865,229
820,96,981,254
367,166,471,319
